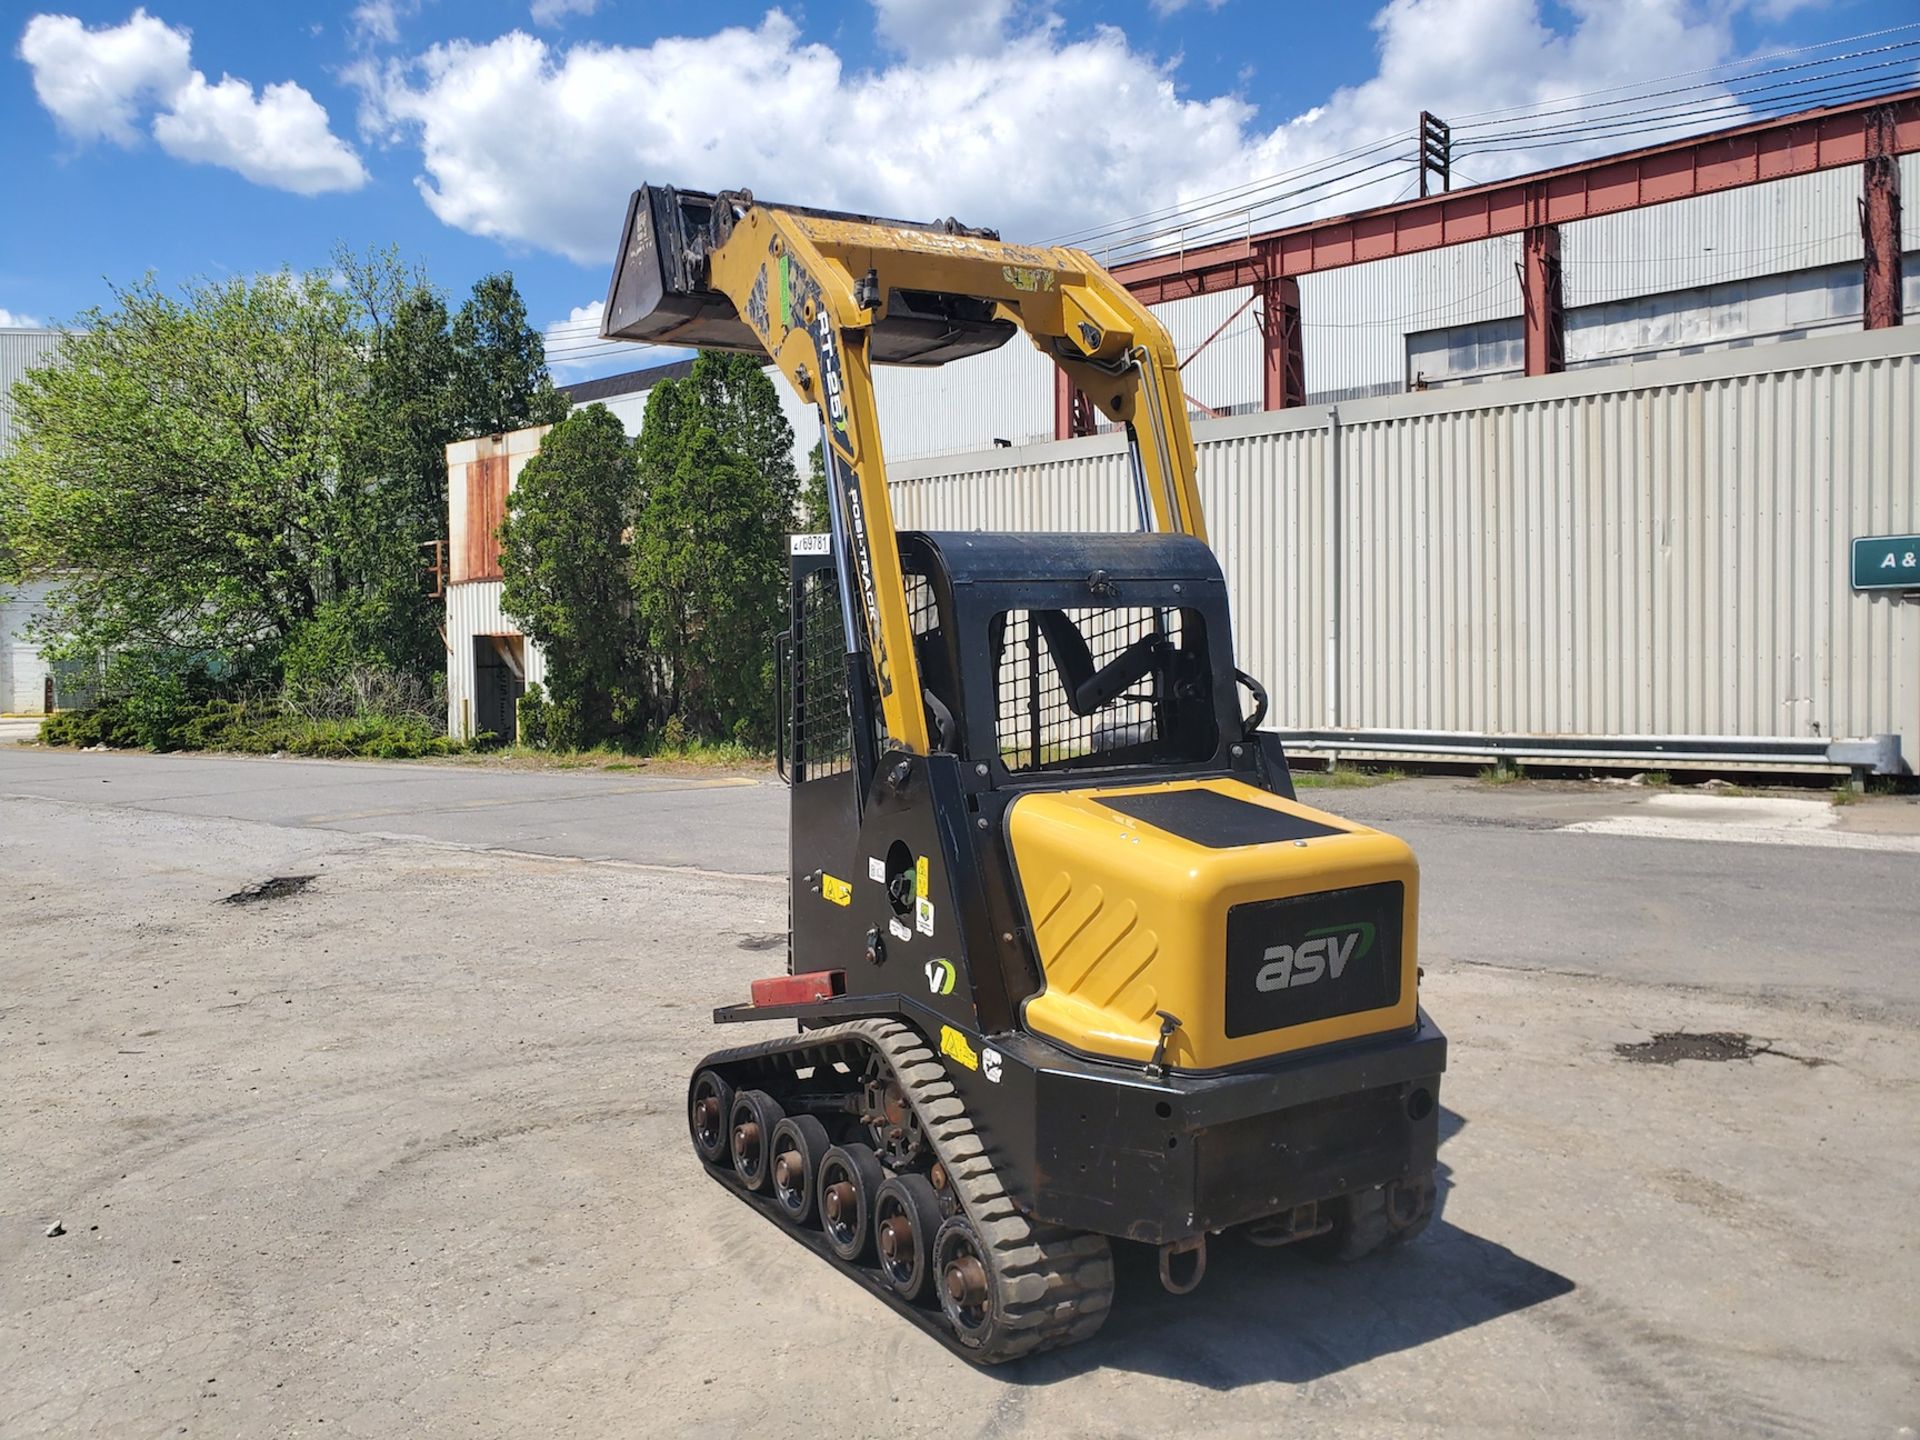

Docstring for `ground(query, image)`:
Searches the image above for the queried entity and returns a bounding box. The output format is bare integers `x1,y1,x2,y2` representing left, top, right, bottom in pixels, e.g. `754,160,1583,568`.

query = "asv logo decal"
925,958,956,996
1255,922,1375,992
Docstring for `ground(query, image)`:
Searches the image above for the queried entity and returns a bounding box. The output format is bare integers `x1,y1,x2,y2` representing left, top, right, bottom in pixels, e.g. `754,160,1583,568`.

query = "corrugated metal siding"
460,455,510,582
446,426,548,584
1,578,57,714
891,433,1134,532
445,580,549,740
872,162,1920,455
1303,235,1523,401
1197,412,1335,728
1560,166,1865,306
887,326,1920,764
0,328,64,455
1153,289,1262,415
1,331,63,709
873,343,1056,460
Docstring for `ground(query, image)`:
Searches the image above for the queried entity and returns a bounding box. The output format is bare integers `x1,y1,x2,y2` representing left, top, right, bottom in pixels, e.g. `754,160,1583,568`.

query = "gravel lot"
1,762,1916,1437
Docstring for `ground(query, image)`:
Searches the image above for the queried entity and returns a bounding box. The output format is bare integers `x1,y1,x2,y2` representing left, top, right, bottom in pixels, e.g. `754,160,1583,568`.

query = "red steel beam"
1521,225,1565,377
1052,366,1097,440
1260,275,1306,409
1117,88,1920,305
1863,106,1905,330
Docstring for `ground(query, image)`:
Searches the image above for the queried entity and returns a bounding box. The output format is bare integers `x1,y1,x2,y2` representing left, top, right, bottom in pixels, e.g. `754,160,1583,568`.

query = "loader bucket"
599,185,1020,366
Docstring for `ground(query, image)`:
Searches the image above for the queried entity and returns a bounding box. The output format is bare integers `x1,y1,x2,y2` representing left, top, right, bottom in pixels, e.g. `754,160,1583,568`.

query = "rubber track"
697,1018,1115,1362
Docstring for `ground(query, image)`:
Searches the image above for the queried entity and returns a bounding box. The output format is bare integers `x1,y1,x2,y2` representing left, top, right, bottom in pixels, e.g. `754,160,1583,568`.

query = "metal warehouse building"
891,326,1918,774
0,327,67,716
454,93,1920,770
443,427,551,741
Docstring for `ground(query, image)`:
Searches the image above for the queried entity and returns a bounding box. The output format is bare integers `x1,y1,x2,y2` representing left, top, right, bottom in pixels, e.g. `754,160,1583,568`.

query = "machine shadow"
1010,1106,1568,1391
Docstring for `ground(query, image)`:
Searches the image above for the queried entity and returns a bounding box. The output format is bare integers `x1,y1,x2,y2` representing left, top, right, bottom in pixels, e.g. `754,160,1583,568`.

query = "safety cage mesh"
795,570,853,779
795,570,942,777
993,605,1204,774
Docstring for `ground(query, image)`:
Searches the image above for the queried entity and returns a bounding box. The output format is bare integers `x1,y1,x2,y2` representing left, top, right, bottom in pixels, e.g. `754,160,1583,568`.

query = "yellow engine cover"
1007,777,1419,1070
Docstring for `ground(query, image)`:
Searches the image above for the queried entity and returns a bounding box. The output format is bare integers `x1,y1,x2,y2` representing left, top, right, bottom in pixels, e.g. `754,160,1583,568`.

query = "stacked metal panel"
888,326,1920,767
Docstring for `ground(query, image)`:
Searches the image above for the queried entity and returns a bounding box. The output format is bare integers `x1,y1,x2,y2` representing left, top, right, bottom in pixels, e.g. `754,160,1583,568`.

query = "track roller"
873,1172,943,1300
729,1089,784,1192
688,1019,1115,1363
818,1143,885,1262
932,1215,997,1349
689,1068,734,1167
768,1115,831,1225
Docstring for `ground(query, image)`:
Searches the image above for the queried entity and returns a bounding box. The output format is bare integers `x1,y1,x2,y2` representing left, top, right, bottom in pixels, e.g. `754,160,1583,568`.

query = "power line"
1068,22,1920,265
1453,60,1920,154
1447,21,1920,123
1453,37,1920,138
1089,158,1418,263
1047,128,1415,248
1452,75,1915,161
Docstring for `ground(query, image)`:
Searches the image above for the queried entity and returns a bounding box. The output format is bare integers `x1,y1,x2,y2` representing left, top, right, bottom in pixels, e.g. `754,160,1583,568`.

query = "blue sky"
5,0,1913,379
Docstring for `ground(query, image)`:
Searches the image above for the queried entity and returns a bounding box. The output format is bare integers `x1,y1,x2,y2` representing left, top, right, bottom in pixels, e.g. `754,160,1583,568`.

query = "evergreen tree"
452,274,570,438
632,353,798,744
497,405,639,747
800,441,832,532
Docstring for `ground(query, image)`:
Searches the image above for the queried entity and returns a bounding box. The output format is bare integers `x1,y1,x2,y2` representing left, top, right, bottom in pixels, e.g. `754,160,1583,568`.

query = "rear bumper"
711,991,1446,1247
1002,1009,1447,1243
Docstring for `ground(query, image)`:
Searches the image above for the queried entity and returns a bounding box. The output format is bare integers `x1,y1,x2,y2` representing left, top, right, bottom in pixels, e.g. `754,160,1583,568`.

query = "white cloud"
18,7,367,194
357,1,1755,266
358,13,1253,262
1148,0,1228,16
0,308,46,328
871,0,1018,60
153,73,369,195
351,0,420,47
530,0,600,27
17,8,192,144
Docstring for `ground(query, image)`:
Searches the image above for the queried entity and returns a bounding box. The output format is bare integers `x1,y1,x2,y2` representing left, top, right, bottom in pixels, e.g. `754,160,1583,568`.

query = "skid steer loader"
600,185,1446,1362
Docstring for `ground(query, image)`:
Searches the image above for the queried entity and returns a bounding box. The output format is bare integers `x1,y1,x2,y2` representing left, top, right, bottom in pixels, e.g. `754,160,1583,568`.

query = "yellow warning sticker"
940,1025,979,1071
821,873,852,906
915,855,929,899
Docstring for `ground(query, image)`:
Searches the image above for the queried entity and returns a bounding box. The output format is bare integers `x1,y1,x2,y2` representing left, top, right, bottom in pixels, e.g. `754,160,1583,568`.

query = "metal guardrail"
1270,728,1906,777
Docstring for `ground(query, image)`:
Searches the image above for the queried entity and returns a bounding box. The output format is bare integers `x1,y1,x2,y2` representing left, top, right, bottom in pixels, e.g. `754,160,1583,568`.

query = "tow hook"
1246,1202,1332,1247
1157,1234,1207,1295
1143,1010,1183,1078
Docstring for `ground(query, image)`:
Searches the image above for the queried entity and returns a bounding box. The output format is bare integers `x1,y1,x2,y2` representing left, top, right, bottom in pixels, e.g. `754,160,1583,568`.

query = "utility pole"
1418,111,1452,198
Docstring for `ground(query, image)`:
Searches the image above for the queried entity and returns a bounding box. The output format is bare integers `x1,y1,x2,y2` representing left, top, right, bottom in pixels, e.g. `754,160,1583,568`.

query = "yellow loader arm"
600,186,1205,755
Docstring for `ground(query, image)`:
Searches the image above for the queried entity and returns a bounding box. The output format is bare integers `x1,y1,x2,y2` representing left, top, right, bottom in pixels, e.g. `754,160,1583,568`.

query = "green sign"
1852,534,1920,592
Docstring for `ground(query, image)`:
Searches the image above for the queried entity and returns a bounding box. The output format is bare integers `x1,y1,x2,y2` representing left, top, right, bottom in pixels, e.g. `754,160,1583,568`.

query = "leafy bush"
40,703,140,749
517,683,553,749
40,691,465,759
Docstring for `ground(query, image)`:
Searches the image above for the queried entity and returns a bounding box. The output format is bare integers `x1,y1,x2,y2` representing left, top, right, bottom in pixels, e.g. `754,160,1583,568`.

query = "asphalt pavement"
3,745,1915,1017
1,746,1916,1437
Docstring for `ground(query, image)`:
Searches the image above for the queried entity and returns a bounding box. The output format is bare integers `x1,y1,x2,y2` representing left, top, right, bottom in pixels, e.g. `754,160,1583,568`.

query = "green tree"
340,258,570,684
0,271,368,671
452,273,570,438
800,441,832,531
498,405,639,747
632,353,799,744
0,256,574,712
330,248,462,687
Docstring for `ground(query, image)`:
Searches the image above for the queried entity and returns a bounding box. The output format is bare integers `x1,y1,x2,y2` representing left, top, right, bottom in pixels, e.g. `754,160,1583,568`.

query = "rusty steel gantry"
1053,87,1919,437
